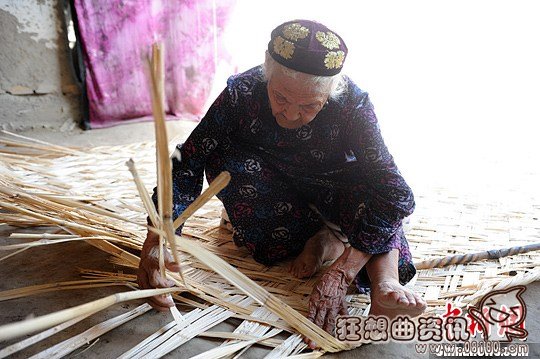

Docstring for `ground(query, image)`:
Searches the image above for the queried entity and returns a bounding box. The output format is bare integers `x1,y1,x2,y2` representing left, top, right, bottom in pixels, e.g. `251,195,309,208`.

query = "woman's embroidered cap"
268,20,348,76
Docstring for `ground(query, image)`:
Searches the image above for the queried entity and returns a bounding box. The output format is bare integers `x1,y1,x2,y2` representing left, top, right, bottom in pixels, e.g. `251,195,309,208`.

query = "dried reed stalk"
29,304,151,359
0,279,132,302
190,328,281,359
172,171,231,230
126,159,160,228
0,287,180,341
286,352,325,359
0,247,30,262
198,331,282,347
0,200,124,242
0,130,83,156
38,194,145,230
148,43,181,281
0,312,94,359
0,130,82,155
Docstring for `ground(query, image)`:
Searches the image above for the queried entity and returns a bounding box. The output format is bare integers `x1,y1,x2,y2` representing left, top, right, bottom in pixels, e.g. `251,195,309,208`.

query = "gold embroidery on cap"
324,50,345,69
282,23,309,41
273,36,295,59
316,31,341,50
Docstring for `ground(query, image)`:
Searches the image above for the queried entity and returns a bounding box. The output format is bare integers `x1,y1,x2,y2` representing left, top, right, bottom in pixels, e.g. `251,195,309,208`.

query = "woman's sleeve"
149,87,236,233
346,93,415,253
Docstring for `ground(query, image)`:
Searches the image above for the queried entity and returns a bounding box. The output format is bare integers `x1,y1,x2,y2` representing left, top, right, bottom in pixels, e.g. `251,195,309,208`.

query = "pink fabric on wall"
74,0,235,128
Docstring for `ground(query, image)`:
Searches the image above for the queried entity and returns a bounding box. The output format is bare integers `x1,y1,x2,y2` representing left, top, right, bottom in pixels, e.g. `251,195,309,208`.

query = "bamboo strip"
0,313,93,359
0,288,180,341
190,328,281,359
29,304,151,359
170,305,188,327
198,331,282,347
120,296,253,359
126,157,165,276
39,193,145,228
265,334,307,359
117,309,201,359
0,277,134,300
139,298,253,358
230,312,281,358
231,313,292,333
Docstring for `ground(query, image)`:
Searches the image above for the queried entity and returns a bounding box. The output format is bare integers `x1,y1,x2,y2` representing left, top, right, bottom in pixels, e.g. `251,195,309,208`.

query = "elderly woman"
138,19,426,344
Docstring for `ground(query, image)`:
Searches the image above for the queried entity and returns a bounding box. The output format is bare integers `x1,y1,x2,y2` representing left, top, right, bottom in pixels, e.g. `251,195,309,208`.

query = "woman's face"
267,70,329,129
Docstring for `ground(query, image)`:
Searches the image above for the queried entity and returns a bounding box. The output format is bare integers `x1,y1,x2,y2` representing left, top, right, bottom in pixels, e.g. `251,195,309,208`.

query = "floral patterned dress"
152,66,417,290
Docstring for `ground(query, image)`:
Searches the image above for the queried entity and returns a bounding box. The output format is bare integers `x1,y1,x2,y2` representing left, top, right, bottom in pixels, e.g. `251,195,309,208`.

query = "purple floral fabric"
152,66,417,288
74,0,235,128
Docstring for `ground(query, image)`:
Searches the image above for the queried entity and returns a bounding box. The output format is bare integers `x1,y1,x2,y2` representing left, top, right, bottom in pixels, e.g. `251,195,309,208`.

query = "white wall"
219,0,540,194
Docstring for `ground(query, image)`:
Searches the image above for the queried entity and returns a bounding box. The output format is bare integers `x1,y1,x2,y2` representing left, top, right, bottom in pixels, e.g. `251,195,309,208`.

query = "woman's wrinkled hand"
305,267,350,349
137,231,180,311
303,246,372,349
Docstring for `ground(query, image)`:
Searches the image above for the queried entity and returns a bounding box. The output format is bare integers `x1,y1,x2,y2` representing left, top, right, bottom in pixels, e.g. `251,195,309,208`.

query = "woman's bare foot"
370,280,426,318
366,249,426,318
289,226,346,278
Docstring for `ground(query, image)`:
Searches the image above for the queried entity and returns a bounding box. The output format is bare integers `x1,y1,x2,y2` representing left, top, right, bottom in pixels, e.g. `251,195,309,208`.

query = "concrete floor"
1,121,539,358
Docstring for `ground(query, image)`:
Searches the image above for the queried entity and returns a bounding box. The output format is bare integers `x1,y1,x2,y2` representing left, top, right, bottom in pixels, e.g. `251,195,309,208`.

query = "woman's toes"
379,289,398,306
404,292,416,306
370,281,427,318
414,293,426,307
397,293,409,305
